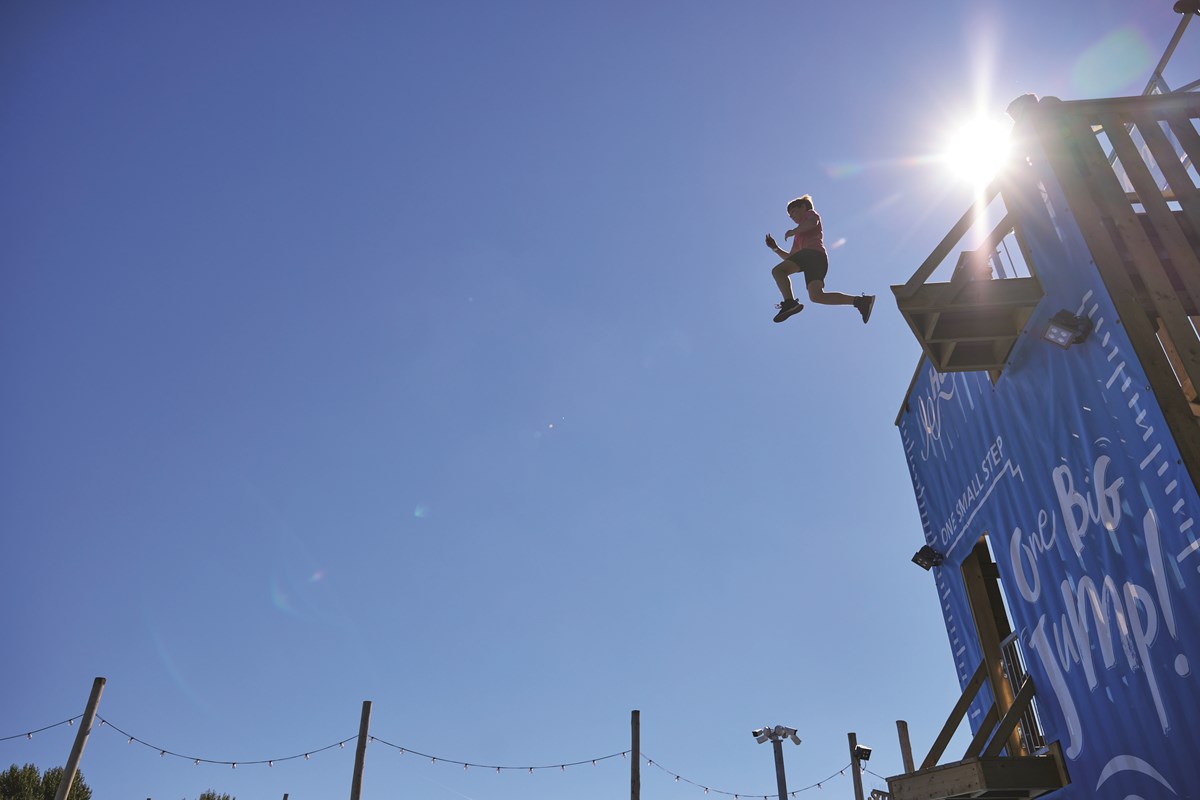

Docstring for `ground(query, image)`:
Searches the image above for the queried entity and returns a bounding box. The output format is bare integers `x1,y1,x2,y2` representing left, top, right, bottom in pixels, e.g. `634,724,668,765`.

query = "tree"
0,764,91,800
197,792,235,800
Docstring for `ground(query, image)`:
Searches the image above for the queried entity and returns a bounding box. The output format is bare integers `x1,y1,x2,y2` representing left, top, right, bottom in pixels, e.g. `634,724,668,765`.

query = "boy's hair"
787,194,814,213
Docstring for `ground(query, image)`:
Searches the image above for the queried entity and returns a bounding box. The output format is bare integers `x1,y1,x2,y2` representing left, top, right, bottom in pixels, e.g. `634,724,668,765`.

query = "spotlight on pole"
751,724,800,800
854,745,872,762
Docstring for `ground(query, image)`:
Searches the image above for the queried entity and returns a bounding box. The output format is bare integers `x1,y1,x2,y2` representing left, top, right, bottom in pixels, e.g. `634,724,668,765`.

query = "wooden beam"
1050,92,1200,120
984,678,1037,758
888,755,1068,800
893,277,1044,314
921,660,988,770
961,541,1024,757
925,313,1024,343
963,704,1000,759
899,182,1000,299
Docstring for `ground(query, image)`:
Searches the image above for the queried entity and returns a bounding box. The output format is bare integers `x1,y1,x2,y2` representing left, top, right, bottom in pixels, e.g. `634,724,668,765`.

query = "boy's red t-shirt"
789,209,825,254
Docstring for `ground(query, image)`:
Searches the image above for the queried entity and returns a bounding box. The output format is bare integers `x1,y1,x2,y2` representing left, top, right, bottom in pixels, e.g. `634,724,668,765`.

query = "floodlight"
912,545,945,570
854,745,872,762
1043,310,1091,349
752,728,770,743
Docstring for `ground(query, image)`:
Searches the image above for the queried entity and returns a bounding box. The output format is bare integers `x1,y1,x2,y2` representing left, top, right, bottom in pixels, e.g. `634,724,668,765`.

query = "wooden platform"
892,276,1043,372
887,751,1068,800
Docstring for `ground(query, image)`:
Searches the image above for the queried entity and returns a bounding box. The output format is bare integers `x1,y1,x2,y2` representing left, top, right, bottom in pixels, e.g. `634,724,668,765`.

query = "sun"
943,116,1013,188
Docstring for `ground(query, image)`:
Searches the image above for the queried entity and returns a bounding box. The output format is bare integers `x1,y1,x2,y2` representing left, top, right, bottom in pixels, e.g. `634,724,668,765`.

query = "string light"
6,711,860,798
643,754,855,798
91,717,356,769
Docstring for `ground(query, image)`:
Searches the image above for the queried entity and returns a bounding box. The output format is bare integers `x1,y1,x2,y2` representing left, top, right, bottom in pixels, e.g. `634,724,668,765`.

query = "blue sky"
2,3,1194,799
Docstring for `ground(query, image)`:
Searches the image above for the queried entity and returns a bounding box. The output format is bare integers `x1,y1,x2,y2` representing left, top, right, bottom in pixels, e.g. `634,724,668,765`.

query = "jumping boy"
765,195,874,324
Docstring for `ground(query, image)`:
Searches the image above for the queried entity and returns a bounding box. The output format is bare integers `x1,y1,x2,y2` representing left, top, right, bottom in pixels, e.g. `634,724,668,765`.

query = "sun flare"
943,116,1013,188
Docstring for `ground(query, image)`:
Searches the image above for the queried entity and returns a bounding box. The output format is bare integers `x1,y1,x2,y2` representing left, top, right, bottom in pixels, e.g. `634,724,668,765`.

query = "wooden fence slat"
1165,112,1200,172
1135,111,1200,243
1101,112,1200,313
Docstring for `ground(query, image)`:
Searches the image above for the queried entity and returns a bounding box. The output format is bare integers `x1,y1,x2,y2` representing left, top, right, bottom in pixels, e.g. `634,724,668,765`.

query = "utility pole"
54,677,105,800
631,710,640,800
349,701,372,800
848,732,872,800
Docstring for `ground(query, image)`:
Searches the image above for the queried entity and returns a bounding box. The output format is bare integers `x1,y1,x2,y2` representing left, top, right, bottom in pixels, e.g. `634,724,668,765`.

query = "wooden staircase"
886,662,1069,800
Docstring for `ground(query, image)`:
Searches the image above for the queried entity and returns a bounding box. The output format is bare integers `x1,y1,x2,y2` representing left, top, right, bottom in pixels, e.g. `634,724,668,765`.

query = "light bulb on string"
340,742,345,749
704,789,709,795
431,758,437,765
194,760,200,766
128,738,133,744
464,764,469,771
232,763,236,769
268,761,273,767
675,776,680,783
304,754,310,760
529,768,534,774
496,767,501,774
26,734,31,740
159,751,165,758
68,720,74,727
560,765,565,771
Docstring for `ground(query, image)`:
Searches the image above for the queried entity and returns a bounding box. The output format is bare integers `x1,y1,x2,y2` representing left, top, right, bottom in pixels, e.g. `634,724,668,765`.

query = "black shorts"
787,248,829,286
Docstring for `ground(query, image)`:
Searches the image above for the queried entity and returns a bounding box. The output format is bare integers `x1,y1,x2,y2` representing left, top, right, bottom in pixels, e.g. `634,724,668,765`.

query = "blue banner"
897,156,1200,798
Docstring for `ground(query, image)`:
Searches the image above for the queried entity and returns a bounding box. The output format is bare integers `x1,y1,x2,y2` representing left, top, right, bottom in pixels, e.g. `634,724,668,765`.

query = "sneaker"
854,294,876,324
773,299,804,323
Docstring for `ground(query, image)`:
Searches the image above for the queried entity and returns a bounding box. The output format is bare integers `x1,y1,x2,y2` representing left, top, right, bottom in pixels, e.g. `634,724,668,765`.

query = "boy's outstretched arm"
765,233,789,260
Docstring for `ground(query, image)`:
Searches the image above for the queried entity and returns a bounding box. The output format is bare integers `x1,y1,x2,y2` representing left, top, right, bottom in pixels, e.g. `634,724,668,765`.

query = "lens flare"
943,116,1012,188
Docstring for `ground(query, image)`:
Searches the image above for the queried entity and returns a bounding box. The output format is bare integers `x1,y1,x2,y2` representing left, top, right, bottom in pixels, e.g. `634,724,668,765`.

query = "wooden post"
349,701,372,800
630,710,640,800
896,721,915,774
848,732,865,800
54,677,105,800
